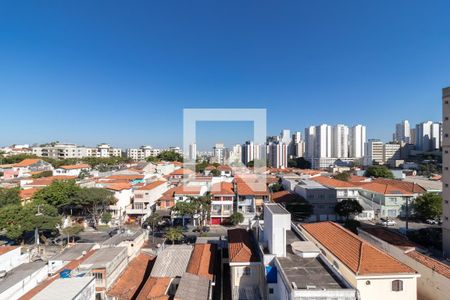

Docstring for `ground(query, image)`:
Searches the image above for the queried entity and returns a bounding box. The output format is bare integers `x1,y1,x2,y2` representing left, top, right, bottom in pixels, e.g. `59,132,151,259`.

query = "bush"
365,165,394,179
344,220,361,234
101,212,112,224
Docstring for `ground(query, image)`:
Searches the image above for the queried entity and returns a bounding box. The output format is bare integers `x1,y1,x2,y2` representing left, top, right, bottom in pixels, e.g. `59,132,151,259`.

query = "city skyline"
1,1,449,147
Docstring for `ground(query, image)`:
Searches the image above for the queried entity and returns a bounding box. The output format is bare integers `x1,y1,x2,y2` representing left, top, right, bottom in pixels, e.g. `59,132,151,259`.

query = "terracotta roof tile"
135,277,171,300
210,182,234,196
104,182,133,191
139,181,166,191
361,227,418,250
13,159,41,167
228,229,259,263
301,222,416,275
169,168,194,176
354,182,413,195
20,188,40,200
106,174,145,181
186,244,216,280
406,251,450,279
312,176,359,188
234,178,269,196
271,190,302,204
59,164,91,170
108,253,156,300
372,178,426,194
0,246,19,255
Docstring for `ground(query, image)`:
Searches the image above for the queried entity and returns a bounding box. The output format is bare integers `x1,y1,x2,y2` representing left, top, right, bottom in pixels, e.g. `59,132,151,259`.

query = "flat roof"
265,203,290,215
150,245,193,278
102,230,144,246
0,261,47,293
32,276,95,300
277,230,348,290
297,179,329,190
79,247,126,269
50,243,95,261
174,273,210,300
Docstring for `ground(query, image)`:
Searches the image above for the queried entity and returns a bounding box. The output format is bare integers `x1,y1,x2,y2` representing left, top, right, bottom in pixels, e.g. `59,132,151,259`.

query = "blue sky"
1,1,449,150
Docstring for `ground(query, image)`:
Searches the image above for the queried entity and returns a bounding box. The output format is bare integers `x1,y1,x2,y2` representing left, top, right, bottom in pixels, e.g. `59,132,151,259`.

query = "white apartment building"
213,143,225,164
415,121,442,151
32,143,122,159
395,120,411,143
188,143,197,161
280,129,291,144
364,139,384,166
442,87,450,257
332,124,349,158
315,124,332,158
383,143,401,167
268,142,288,168
242,141,262,165
227,144,242,164
349,124,366,158
304,126,316,159
126,145,158,160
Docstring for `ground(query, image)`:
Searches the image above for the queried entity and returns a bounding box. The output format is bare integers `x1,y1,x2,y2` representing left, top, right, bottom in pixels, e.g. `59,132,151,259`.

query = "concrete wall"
0,248,28,272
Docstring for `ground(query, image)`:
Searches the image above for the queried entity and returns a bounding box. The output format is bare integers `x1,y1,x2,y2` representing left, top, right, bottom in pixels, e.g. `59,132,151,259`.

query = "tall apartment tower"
349,125,366,158
395,120,411,143
442,87,450,257
315,124,332,158
304,126,316,159
332,124,349,158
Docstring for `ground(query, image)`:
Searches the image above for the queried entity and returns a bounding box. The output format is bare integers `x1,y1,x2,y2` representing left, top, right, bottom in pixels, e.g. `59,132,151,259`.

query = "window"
243,267,251,276
269,288,274,294
392,280,403,292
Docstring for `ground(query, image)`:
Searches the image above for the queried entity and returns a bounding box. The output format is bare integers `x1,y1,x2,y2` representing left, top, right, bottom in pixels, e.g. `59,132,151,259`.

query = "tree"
165,227,184,244
287,157,311,169
365,165,394,179
157,151,183,162
413,193,442,221
0,187,20,208
71,188,116,226
101,212,112,224
285,201,313,221
344,219,361,234
145,213,162,230
334,172,351,182
146,156,159,163
172,201,197,227
230,212,244,225
270,183,283,193
0,204,25,240
335,199,363,221
33,180,81,209
210,169,221,177
195,161,209,173
193,195,211,227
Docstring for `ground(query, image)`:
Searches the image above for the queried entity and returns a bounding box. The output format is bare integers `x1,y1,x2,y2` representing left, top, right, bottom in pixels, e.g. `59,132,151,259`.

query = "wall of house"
0,248,28,272
0,264,48,299
356,276,417,300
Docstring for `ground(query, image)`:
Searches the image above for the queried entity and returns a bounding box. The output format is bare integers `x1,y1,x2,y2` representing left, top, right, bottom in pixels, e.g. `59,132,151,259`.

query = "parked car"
426,219,439,225
379,218,396,227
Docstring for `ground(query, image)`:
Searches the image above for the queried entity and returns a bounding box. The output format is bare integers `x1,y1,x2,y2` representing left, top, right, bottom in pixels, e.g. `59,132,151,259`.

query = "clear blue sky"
1,0,449,150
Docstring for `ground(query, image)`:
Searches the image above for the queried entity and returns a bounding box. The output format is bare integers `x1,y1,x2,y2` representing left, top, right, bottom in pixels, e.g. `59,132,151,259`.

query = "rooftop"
312,176,359,188
79,247,126,270
210,182,234,196
102,230,144,246
228,228,259,263
150,245,193,278
271,190,303,204
13,159,42,167
135,277,171,300
31,276,95,300
174,273,210,300
50,243,95,261
0,245,18,255
59,164,90,170
186,243,216,280
0,261,47,294
138,180,166,191
265,203,290,215
300,222,416,275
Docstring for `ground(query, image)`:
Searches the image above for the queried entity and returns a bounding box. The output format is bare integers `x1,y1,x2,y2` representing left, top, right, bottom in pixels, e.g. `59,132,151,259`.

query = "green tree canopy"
33,180,81,208
413,193,442,221
334,172,351,182
71,188,116,226
210,169,221,177
0,187,20,208
364,165,394,179
165,227,184,244
335,199,363,221
157,151,183,162
145,213,162,230
287,157,311,169
230,212,244,225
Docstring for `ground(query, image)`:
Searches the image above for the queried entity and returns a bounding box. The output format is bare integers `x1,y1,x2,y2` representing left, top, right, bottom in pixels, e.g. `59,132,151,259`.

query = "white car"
379,218,396,226
426,219,439,225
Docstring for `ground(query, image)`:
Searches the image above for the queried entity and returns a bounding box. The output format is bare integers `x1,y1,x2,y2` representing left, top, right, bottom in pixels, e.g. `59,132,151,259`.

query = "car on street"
426,219,439,225
379,218,396,227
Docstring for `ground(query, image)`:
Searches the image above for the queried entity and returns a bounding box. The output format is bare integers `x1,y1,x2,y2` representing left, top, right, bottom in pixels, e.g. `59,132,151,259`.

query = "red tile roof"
172,185,203,196
228,229,259,263
312,176,358,188
372,178,426,194
186,244,216,280
217,165,232,171
300,222,416,275
139,181,166,191
348,175,369,182
210,182,234,196
59,164,90,170
13,159,41,167
0,246,18,255
104,182,133,191
108,252,156,300
135,277,171,300
20,188,40,200
106,174,145,180
406,251,450,279
29,176,77,187
355,182,413,195
271,190,302,204
169,168,194,176
234,177,269,196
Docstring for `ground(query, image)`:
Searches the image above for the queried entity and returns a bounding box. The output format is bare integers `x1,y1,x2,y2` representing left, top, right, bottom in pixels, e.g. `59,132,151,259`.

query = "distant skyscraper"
315,124,332,158
268,142,288,168
394,120,411,143
415,121,442,151
189,143,197,161
363,139,384,166
332,124,349,158
304,126,316,159
280,129,291,145
242,141,263,165
349,125,366,158
213,143,225,164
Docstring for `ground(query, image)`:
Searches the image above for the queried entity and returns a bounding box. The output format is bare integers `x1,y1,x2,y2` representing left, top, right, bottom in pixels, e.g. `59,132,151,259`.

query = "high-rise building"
280,129,291,145
314,124,332,158
442,87,450,257
242,141,263,165
304,126,316,159
363,139,384,166
415,121,442,151
213,143,225,164
268,142,288,168
332,124,349,158
349,124,366,158
383,143,401,167
188,143,197,161
394,120,411,143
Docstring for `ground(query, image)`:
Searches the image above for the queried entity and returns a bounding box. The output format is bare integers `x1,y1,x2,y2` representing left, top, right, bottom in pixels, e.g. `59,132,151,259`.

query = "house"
101,229,145,259
0,246,29,273
99,183,133,224
0,261,48,299
359,226,450,300
31,276,96,300
107,252,156,300
260,204,357,300
53,164,91,177
13,159,53,177
299,222,420,300
235,176,270,224
128,180,168,222
174,273,211,300
210,182,235,225
47,243,96,274
227,228,263,300
78,247,128,299
217,165,232,177
167,168,195,184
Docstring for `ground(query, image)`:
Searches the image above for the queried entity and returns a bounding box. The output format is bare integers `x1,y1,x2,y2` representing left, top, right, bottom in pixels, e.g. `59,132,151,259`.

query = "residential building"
0,246,29,273
299,222,419,300
332,124,349,158
227,228,263,300
100,182,133,223
383,143,401,167
128,180,168,221
53,164,91,177
260,204,357,300
415,121,442,151
235,176,270,223
442,86,450,257
349,124,366,158
394,120,411,143
314,124,332,159
101,230,145,259
364,139,384,166
0,261,48,299
280,129,291,145
47,243,96,274
227,144,242,164
12,159,53,177
242,141,262,165
210,182,235,225
304,126,316,159
31,276,95,300
78,247,128,298
189,143,197,161
213,143,225,164
32,143,122,159
268,142,288,168
126,145,157,160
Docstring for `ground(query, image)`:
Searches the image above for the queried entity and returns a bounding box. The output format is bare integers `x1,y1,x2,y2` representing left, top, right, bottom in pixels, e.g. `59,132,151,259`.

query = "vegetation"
145,213,162,230
210,169,221,177
62,224,84,239
287,157,311,169
247,159,268,168
0,187,20,208
413,193,442,221
270,183,283,193
31,170,53,178
334,172,351,182
335,199,363,221
165,227,184,244
230,212,244,225
407,228,442,250
343,219,361,234
195,160,210,173
364,165,394,179
172,201,197,227
157,150,183,162
101,211,112,224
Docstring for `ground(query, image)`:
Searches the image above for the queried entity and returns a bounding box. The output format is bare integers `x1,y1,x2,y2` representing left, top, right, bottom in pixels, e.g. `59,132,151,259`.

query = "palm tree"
165,227,184,244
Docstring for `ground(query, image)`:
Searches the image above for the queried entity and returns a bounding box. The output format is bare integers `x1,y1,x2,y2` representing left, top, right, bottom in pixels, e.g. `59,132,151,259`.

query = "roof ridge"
357,241,365,275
